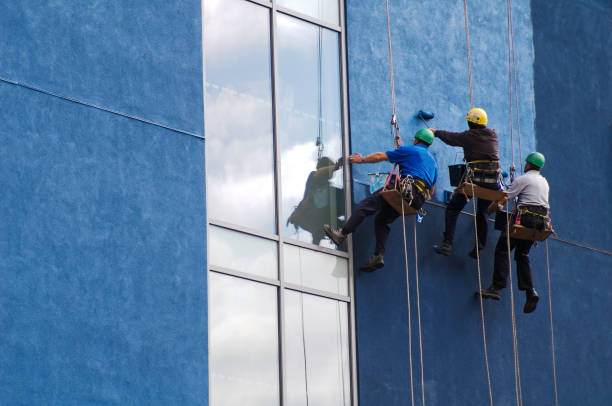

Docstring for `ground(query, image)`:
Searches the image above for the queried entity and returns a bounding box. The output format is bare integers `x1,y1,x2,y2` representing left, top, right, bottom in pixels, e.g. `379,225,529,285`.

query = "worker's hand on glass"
349,153,364,164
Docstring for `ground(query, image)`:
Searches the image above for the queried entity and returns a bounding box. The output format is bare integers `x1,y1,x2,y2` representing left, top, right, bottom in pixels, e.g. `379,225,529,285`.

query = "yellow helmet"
466,107,488,125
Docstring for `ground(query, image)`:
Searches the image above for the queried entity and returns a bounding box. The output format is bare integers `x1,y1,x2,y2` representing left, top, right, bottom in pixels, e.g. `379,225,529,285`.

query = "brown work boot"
478,285,502,300
323,224,346,246
360,253,385,272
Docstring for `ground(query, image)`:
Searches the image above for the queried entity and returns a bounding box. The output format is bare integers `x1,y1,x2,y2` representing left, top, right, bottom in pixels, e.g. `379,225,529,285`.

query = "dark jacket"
435,127,499,162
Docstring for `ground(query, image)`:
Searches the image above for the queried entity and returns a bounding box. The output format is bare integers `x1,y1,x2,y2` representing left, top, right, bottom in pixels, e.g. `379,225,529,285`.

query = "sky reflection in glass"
277,15,345,249
284,244,348,296
209,273,280,406
284,291,351,406
209,226,278,280
205,0,276,234
277,0,339,25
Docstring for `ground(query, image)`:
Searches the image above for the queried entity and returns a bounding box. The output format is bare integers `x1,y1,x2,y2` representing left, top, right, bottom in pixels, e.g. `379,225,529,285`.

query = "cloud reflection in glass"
277,15,345,249
205,0,276,234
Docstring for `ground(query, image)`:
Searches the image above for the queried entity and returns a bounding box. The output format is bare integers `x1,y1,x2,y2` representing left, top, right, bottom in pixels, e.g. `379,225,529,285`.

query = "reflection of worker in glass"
287,157,344,245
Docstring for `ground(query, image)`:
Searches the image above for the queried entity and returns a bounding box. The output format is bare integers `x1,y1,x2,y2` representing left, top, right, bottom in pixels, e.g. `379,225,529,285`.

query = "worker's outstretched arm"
349,152,388,164
429,128,468,147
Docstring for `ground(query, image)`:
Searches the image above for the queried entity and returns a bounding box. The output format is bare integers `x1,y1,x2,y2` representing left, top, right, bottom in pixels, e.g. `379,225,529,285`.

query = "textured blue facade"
346,0,611,405
0,1,207,405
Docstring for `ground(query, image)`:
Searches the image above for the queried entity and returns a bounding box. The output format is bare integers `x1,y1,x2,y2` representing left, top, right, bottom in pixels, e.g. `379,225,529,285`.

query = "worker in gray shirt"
479,152,550,313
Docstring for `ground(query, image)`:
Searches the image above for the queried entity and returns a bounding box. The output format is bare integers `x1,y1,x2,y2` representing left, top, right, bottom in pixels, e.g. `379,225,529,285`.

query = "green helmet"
526,152,545,168
415,128,434,145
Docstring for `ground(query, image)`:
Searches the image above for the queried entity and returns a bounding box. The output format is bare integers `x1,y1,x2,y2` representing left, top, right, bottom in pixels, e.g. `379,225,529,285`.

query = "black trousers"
342,190,424,255
443,182,498,248
492,233,534,290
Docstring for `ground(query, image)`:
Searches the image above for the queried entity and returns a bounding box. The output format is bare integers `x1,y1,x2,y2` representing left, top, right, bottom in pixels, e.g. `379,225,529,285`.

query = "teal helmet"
415,128,434,145
526,152,545,168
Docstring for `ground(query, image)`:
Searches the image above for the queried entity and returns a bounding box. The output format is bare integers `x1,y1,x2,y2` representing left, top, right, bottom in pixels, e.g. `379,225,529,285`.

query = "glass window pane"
209,272,280,406
284,244,348,296
204,0,276,234
284,291,351,406
277,0,339,26
209,226,278,280
277,15,345,250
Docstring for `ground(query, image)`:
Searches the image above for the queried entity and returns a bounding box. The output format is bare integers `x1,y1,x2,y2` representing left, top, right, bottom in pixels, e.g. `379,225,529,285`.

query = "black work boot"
478,285,502,300
434,240,452,256
523,288,539,313
323,224,346,246
360,253,385,272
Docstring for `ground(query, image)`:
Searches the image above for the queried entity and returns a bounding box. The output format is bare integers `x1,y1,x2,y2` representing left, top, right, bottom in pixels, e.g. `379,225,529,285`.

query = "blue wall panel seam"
0,77,205,140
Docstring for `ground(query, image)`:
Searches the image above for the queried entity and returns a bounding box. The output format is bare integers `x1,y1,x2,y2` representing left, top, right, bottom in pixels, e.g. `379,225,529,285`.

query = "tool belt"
397,176,430,210
514,204,551,231
465,160,501,184
382,164,431,212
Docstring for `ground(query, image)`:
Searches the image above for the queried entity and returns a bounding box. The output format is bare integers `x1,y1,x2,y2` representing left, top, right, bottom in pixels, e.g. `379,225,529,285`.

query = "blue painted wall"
0,2,207,405
346,0,611,405
531,0,612,248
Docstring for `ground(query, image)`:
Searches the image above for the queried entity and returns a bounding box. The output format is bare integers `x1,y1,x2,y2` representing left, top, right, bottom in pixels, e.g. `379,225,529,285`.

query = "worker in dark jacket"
430,107,501,258
479,152,550,313
323,129,438,272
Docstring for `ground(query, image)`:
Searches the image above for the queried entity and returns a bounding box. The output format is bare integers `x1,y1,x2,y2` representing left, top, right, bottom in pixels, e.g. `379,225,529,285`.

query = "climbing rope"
507,0,523,167
504,3,527,404
384,0,401,148
462,0,474,108
545,240,560,406
400,201,416,406
469,184,494,406
505,0,516,179
505,206,524,406
316,27,324,160
462,5,494,402
413,217,426,406
384,2,426,402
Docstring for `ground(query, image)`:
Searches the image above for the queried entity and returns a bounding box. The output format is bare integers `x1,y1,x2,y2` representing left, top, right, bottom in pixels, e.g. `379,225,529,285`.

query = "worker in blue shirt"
324,129,438,271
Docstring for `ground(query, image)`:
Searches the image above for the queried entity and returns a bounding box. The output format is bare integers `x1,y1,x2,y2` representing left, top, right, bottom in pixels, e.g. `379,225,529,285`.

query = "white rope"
384,0,401,148
506,0,516,171
507,0,523,167
462,0,474,108
545,240,560,406
400,201,416,406
505,206,523,406
385,0,397,118
505,3,525,400
413,217,426,406
470,184,494,406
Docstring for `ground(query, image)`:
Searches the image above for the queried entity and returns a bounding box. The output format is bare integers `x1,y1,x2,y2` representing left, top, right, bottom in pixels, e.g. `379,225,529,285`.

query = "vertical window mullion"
337,0,358,403
269,1,288,405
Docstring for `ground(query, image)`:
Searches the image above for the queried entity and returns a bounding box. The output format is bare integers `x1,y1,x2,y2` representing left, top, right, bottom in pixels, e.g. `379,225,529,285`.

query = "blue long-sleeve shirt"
385,145,438,188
